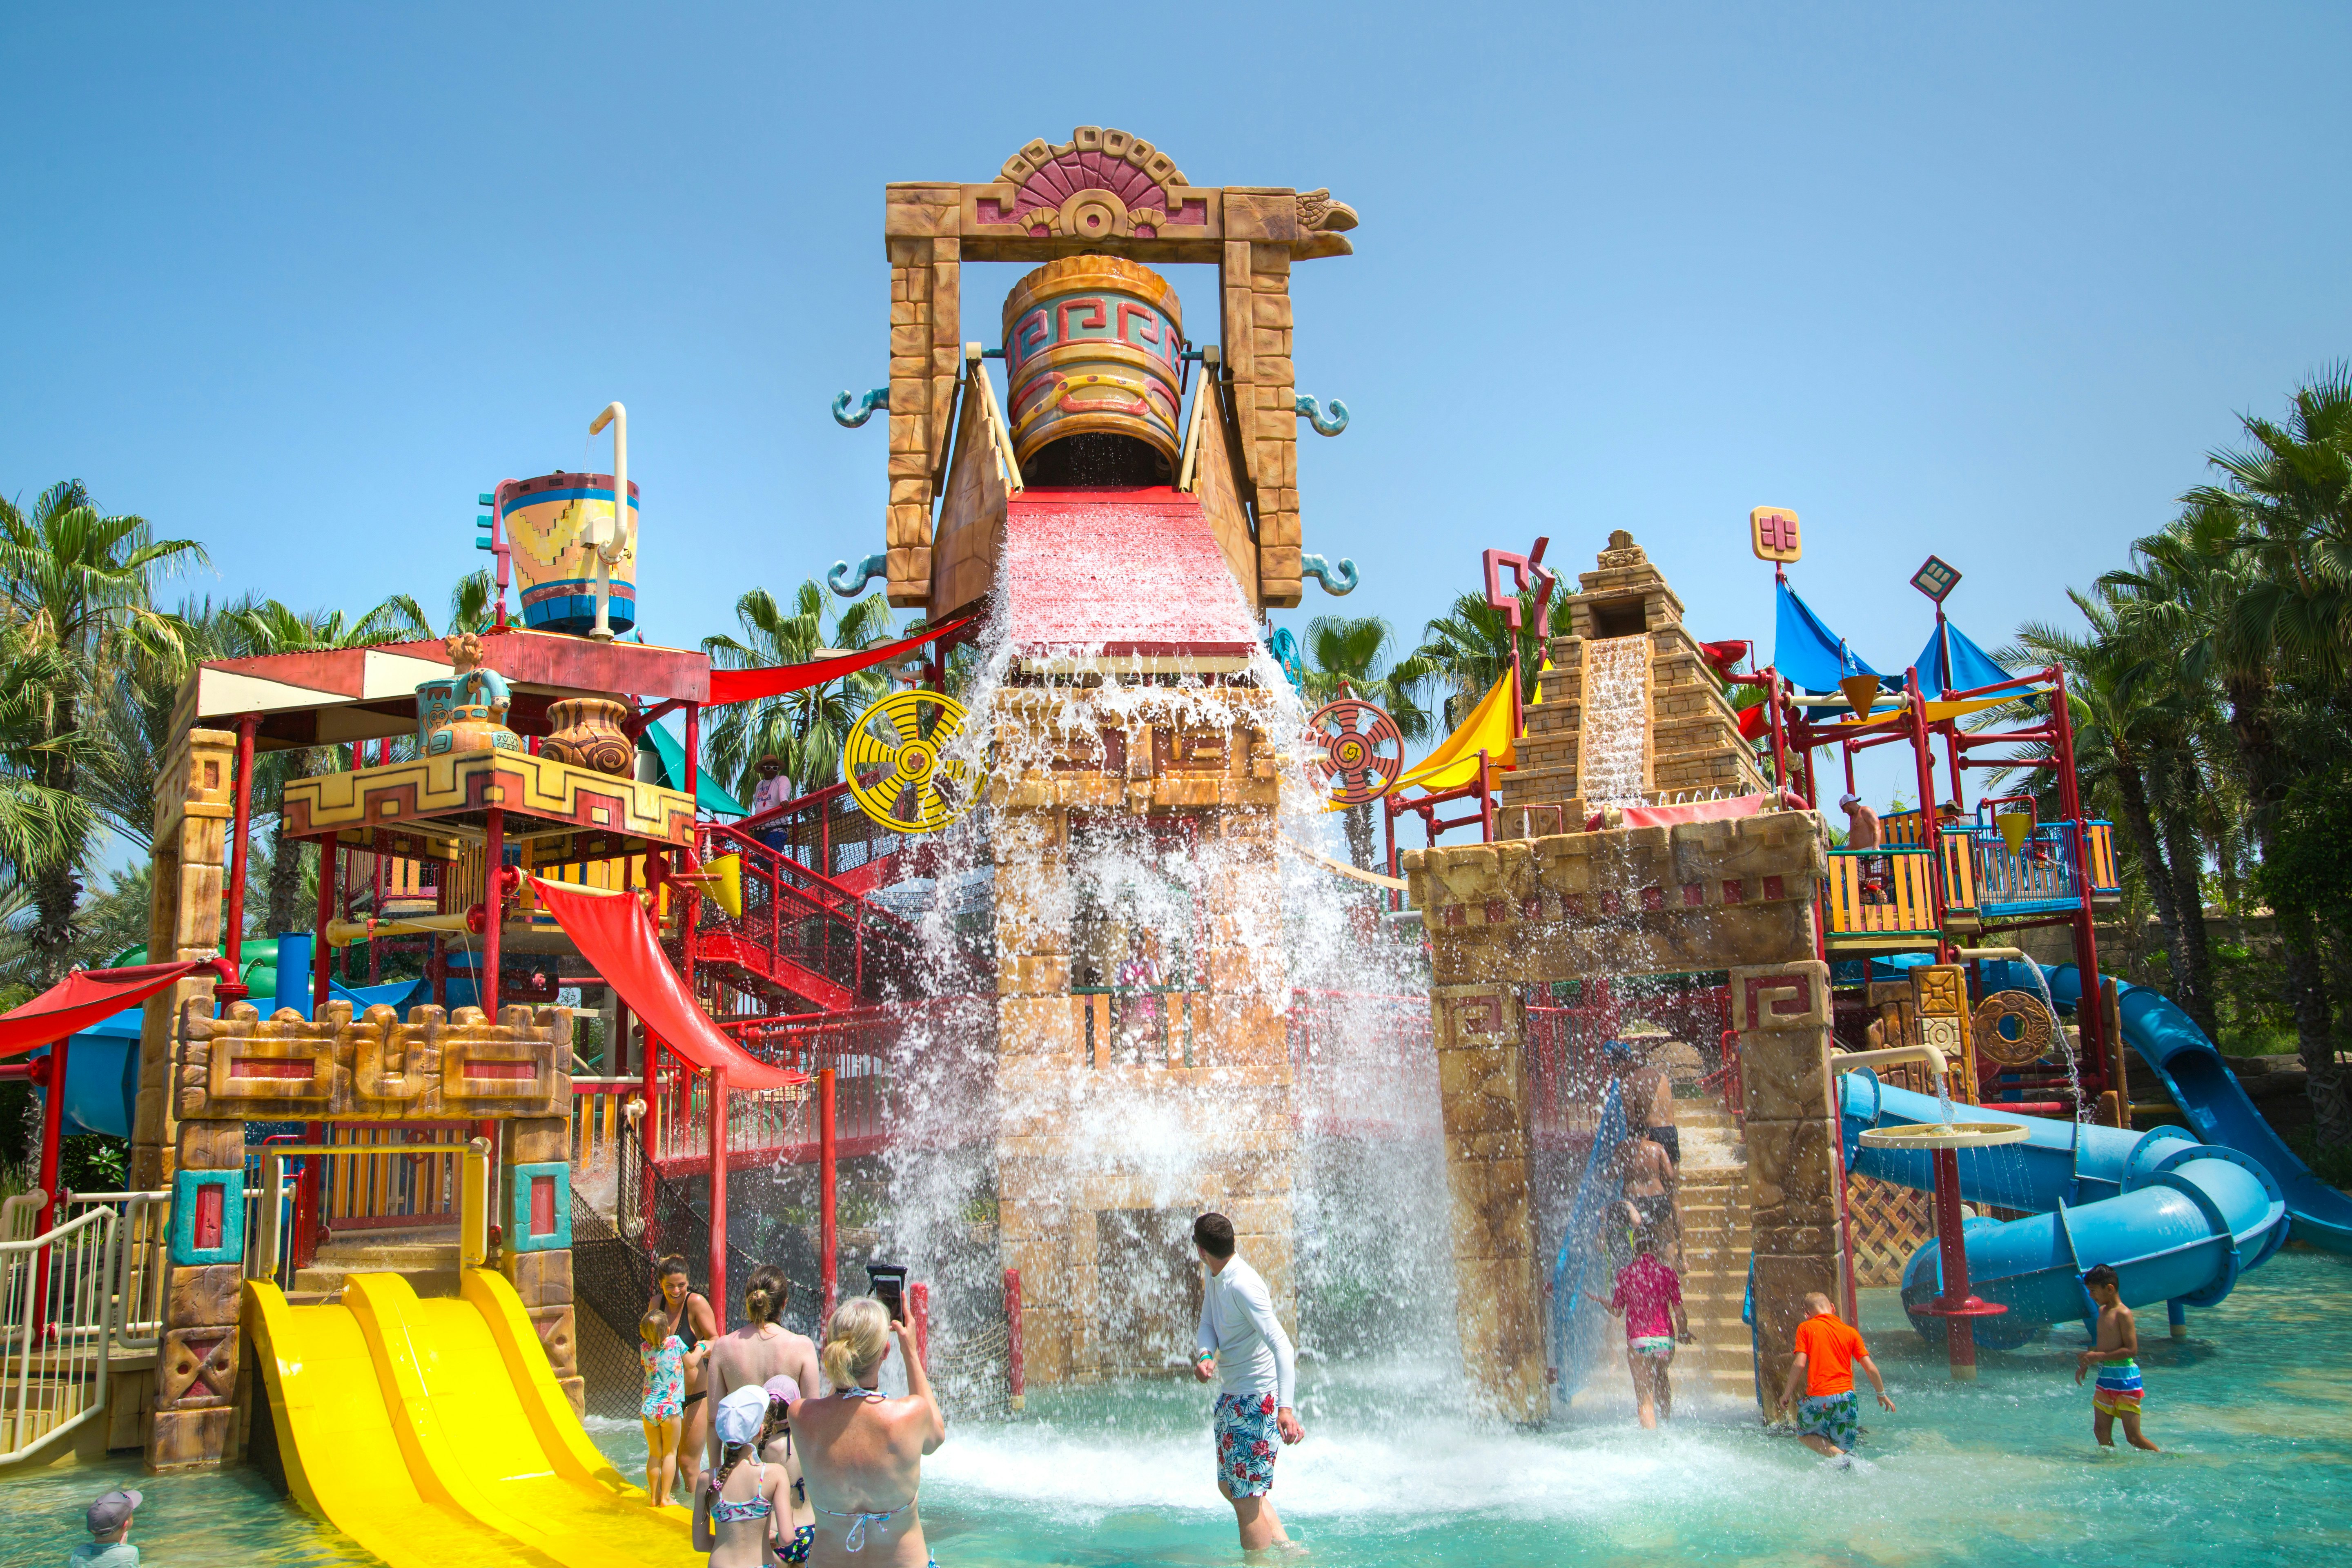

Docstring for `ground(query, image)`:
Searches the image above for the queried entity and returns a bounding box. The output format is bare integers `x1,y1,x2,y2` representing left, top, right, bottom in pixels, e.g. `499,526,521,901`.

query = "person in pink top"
1606,1205,1695,1428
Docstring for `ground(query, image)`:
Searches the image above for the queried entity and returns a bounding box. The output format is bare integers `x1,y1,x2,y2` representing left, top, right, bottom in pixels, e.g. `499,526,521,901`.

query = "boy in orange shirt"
1776,1292,1895,1463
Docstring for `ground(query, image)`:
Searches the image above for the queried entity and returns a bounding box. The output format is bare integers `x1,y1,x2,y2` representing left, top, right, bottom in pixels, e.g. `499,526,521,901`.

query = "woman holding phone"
791,1296,946,1567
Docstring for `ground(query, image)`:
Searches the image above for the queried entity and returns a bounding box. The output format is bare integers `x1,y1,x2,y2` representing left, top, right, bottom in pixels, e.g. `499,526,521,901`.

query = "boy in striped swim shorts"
2076,1264,2158,1450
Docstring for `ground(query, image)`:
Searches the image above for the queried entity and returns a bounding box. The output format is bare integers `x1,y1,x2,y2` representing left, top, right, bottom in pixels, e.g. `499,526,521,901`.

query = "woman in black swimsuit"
647,1254,722,1503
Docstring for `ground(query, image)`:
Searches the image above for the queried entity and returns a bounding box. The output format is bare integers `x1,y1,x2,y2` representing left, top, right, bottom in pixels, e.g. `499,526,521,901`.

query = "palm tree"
0,627,96,904
701,582,896,799
1999,590,2218,1036
84,596,258,855
447,568,497,635
2104,370,2352,1145
1299,614,1432,867
1410,586,1551,730
229,597,433,934
0,481,207,981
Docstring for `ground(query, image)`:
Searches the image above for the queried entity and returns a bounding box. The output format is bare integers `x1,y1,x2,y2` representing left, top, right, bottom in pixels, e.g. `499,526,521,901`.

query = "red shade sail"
528,877,807,1090
0,961,213,1060
705,612,978,708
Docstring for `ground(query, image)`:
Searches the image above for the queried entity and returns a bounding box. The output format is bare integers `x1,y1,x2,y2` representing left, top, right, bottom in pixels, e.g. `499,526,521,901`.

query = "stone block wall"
133,724,235,1191
988,684,1294,1384
1408,810,1829,1422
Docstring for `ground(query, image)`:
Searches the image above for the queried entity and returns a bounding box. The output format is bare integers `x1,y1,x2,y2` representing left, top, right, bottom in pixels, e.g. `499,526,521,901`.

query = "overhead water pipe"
587,403,629,643
1833,1043,1951,1089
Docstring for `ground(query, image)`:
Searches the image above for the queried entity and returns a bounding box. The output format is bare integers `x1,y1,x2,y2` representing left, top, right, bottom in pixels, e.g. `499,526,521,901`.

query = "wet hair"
822,1296,891,1389
1193,1212,1236,1260
1804,1291,1836,1314
1631,1226,1658,1258
656,1254,691,1286
639,1309,670,1345
2083,1264,2119,1292
744,1264,789,1325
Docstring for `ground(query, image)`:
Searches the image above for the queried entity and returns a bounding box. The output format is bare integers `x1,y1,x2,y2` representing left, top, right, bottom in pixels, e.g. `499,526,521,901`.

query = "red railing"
735,781,910,889
689,818,931,1009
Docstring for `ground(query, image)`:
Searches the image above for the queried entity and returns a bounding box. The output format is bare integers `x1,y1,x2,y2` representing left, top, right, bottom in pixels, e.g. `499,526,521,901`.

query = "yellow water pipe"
1832,1043,1952,1088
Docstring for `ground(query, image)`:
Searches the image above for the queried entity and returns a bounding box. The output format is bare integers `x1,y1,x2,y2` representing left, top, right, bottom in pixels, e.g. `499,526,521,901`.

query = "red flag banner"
705,612,978,708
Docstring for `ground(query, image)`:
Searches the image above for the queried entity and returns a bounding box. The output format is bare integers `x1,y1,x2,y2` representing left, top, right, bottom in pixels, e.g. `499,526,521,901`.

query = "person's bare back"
793,1302,946,1568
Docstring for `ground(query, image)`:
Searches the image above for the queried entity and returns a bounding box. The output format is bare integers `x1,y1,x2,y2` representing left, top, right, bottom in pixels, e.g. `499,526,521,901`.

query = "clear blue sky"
7,4,2349,826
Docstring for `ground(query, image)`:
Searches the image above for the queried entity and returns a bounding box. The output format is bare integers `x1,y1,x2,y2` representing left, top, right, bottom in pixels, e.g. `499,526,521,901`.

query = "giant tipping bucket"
1002,255,1185,468
501,471,639,635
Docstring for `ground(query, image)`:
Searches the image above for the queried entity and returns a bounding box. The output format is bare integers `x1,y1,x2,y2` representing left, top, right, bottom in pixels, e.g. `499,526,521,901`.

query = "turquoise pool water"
10,1249,2351,1568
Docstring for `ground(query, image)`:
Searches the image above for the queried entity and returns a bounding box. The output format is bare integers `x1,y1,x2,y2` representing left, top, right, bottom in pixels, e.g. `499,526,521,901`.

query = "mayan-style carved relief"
177,999,571,1122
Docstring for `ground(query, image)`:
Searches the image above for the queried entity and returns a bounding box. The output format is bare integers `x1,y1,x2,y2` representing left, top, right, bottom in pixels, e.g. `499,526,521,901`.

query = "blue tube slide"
1978,959,2352,1253
1840,1070,2289,1346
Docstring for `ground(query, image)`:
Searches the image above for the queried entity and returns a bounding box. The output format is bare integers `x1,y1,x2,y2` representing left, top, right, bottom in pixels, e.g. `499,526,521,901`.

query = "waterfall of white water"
1579,635,1651,807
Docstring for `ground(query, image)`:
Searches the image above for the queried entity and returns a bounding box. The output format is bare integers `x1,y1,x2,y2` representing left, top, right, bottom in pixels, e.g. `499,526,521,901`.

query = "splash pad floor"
9,1251,2350,1567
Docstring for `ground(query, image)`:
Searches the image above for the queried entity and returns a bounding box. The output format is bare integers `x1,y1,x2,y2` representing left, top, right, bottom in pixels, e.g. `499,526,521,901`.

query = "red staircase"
680,817,927,1016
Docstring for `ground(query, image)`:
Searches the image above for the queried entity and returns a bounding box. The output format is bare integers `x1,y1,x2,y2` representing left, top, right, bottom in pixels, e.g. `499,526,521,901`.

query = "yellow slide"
246,1269,697,1568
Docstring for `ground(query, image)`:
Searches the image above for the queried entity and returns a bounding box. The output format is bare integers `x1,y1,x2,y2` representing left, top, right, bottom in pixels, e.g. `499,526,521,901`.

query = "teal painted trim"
1293,394,1350,436
496,487,640,516
829,553,888,596
832,387,890,428
506,1160,572,1254
1300,554,1359,596
169,1169,246,1267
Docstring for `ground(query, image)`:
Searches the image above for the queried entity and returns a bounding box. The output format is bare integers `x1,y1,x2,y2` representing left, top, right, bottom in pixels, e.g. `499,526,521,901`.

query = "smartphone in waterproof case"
868,1262,909,1324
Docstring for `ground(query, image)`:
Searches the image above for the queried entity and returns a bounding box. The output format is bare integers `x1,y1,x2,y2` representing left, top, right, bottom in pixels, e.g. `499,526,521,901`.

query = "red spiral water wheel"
1306,698,1404,806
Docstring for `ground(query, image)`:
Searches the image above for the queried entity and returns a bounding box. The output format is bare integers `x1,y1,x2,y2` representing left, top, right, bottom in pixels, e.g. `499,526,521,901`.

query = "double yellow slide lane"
245,1268,697,1567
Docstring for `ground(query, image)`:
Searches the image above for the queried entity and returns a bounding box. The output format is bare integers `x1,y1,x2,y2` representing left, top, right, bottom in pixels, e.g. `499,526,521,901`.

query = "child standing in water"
1776,1291,1895,1466
1606,1212,1693,1428
642,1307,706,1505
2076,1264,2158,1451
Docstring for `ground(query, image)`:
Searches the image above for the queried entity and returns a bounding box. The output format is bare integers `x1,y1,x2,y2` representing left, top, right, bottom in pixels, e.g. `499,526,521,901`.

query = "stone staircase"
291,1226,462,1301
1673,1087,1758,1403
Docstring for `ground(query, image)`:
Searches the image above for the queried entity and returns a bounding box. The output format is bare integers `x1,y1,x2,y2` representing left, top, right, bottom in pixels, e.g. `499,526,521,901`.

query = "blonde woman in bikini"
791,1296,947,1567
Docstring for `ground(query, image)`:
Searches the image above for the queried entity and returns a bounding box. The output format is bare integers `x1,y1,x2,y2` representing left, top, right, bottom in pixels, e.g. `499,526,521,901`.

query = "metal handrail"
0,1205,117,1468
59,1191,170,1351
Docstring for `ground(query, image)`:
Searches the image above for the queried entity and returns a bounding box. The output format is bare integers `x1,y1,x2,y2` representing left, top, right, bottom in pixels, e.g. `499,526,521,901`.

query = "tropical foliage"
701,581,896,800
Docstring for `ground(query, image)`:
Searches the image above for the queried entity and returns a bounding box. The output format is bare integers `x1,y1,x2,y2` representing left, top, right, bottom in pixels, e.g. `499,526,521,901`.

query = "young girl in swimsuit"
792,1296,947,1568
761,1374,817,1564
648,1254,721,1503
695,1385,793,1566
640,1308,708,1506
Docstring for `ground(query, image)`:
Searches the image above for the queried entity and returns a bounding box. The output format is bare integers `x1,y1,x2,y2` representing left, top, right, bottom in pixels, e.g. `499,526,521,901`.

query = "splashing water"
1580,635,1650,806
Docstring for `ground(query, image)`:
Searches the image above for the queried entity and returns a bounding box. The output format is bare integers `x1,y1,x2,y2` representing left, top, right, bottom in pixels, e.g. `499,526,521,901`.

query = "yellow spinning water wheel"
842,689,982,833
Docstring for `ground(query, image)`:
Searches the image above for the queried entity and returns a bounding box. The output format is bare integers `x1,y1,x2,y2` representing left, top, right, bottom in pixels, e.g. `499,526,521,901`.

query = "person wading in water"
1190,1211,1303,1553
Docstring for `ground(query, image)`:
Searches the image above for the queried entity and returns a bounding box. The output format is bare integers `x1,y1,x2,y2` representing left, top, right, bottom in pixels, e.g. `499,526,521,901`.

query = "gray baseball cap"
87,1489,141,1535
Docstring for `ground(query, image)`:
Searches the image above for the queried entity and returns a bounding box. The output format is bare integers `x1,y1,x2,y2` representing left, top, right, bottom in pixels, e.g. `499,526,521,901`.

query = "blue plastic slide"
1977,959,2352,1253
1549,1080,1632,1403
1840,1070,2289,1345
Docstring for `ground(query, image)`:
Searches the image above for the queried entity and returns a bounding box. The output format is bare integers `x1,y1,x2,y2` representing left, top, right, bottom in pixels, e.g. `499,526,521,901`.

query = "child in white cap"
71,1490,141,1566
694,1384,790,1566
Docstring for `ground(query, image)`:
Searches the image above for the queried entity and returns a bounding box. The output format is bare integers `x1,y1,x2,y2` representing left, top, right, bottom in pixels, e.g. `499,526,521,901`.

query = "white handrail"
0,1206,118,1468
59,1191,170,1351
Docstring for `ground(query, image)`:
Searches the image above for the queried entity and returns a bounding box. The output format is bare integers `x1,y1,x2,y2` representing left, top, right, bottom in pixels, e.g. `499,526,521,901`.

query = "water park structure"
0,121,2346,1568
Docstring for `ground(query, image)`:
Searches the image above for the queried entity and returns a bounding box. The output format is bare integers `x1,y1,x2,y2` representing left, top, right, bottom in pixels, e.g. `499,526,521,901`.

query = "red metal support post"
313,840,339,1016
218,713,261,1007
1908,673,1952,963
819,1067,838,1320
481,808,505,1018
708,1063,729,1327
1004,1267,1026,1413
2045,665,2108,1093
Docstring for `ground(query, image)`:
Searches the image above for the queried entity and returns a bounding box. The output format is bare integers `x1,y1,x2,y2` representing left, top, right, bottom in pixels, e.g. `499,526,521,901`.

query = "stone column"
1218,214,1301,608
991,797,1077,1385
1733,960,1848,1410
131,726,235,1192
502,1107,582,1414
881,187,964,608
147,1093,246,1470
1431,983,1546,1422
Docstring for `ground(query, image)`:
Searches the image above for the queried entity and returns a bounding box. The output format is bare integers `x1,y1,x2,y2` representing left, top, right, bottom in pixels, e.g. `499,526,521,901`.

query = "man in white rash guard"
1190,1211,1303,1552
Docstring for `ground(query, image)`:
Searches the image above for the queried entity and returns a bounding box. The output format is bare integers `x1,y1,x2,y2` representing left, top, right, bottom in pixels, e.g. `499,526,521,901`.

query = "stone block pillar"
148,1105,246,1470
131,726,235,1191
1733,961,1849,1405
502,1113,582,1414
1430,984,1547,1422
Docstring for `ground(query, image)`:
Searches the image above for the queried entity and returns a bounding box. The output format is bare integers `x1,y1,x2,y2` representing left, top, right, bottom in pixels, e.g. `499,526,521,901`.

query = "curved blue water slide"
1977,958,2352,1253
1549,1080,1631,1405
1840,1069,2289,1342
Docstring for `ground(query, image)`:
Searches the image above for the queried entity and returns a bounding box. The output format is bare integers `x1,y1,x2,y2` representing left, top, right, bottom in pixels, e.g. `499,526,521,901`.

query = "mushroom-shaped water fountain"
1856,1118,2029,1379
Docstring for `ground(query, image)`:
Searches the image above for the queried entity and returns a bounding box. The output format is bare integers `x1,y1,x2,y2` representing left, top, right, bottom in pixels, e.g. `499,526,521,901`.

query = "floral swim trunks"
1213,1392,1281,1499
1797,1390,1861,1453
